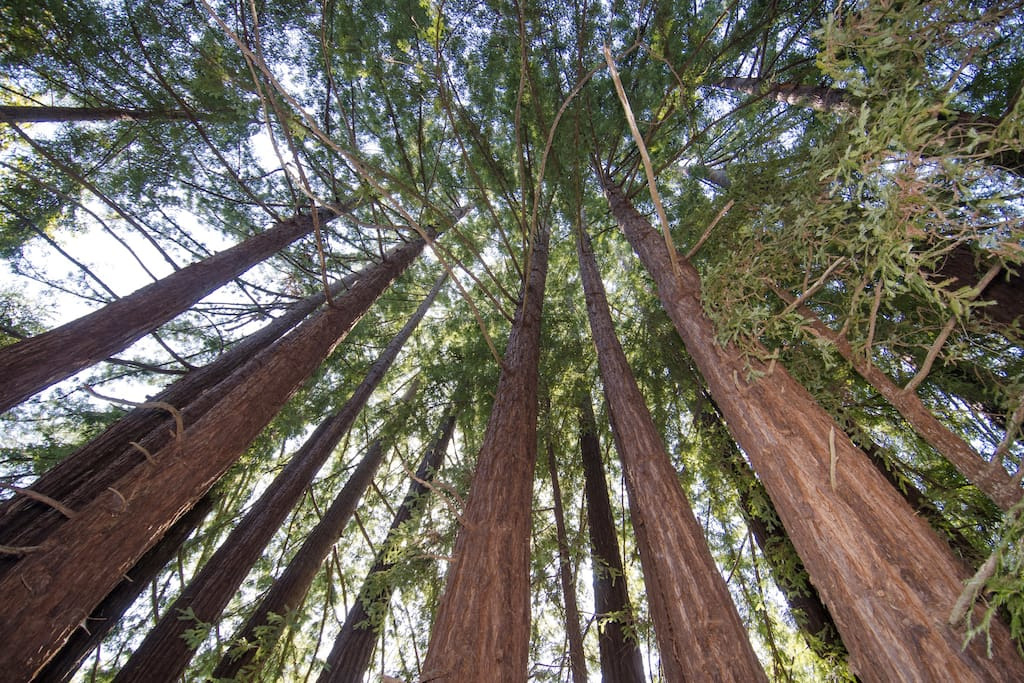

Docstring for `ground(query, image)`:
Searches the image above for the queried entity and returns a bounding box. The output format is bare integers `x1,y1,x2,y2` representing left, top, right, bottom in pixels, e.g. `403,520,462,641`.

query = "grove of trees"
1,0,1022,680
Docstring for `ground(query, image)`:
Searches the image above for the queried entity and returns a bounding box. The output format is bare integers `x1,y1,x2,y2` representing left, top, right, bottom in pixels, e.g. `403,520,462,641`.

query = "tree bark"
545,441,587,683
0,105,194,124
694,392,847,663
0,235,425,680
419,224,550,682
112,273,443,683
0,205,347,414
777,290,1021,510
0,274,358,568
313,412,457,683
32,493,216,683
576,226,767,682
578,396,645,683
604,181,1024,681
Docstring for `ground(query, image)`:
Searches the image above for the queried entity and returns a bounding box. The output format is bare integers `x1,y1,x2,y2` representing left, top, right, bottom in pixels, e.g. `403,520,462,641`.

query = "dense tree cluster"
1,0,1022,680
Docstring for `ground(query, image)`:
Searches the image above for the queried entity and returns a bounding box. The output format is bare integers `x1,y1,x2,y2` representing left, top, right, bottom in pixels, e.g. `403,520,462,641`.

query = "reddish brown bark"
546,442,587,683
32,494,215,683
419,225,549,682
604,181,1024,681
0,236,425,680
0,276,355,568
0,105,193,123
578,397,645,683
779,292,1021,510
313,412,456,683
577,226,767,681
111,273,442,682
694,394,846,662
0,206,344,414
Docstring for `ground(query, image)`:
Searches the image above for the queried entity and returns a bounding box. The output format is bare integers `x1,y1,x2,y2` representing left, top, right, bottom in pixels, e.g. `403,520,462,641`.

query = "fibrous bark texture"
111,271,442,683
0,276,356,572
577,226,767,682
604,181,1024,681
419,225,550,682
0,206,343,413
33,494,215,683
695,393,846,662
0,236,424,680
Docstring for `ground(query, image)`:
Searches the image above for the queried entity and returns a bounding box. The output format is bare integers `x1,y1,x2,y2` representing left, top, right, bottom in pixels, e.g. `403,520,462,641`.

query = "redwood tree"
0,235,426,679
419,224,550,682
0,272,359,565
313,411,456,683
0,204,349,413
577,225,767,681
578,396,645,683
603,181,1024,680
111,273,442,681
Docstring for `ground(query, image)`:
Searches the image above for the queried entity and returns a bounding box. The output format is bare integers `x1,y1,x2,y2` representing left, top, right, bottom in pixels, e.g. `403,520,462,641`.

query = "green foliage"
3,0,1024,679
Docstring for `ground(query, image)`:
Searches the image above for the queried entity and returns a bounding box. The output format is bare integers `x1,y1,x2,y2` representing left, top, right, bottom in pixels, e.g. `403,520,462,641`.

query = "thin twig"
685,200,735,259
0,482,76,518
603,45,679,276
903,316,958,394
779,257,847,316
82,385,184,439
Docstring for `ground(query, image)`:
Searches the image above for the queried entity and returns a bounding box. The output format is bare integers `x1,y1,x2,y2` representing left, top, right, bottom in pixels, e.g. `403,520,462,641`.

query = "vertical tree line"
1,0,1022,680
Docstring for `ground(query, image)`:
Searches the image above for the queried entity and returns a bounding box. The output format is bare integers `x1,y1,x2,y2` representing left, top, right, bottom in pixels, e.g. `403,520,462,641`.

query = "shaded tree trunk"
112,274,443,683
576,226,767,681
313,412,457,683
419,224,550,682
693,391,847,664
0,273,359,568
604,181,1024,681
0,105,194,124
775,289,1021,510
545,441,587,683
0,235,426,680
577,396,645,683
855,435,984,564
0,204,348,413
32,493,216,683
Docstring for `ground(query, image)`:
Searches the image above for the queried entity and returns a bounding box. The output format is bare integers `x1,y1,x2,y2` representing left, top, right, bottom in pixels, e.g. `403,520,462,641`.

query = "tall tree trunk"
693,391,847,664
313,412,457,683
578,396,645,683
712,77,1023,173
0,105,194,124
0,205,347,413
603,181,1024,681
545,441,587,683
775,290,1021,510
32,493,216,683
0,235,426,680
855,435,983,563
576,226,767,681
0,273,358,566
112,274,443,683
419,224,550,682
